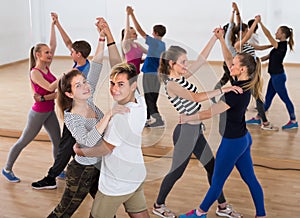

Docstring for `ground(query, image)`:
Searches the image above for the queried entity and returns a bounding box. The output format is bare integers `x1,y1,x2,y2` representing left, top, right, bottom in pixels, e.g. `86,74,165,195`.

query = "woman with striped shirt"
152,34,243,218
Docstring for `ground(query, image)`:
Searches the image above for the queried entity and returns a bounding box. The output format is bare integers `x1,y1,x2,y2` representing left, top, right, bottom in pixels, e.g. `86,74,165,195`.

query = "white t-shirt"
248,33,259,46
100,94,147,196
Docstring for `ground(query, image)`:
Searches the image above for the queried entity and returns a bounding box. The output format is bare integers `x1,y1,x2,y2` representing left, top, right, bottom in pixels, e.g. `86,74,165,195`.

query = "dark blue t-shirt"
268,41,287,75
141,35,166,74
219,80,251,138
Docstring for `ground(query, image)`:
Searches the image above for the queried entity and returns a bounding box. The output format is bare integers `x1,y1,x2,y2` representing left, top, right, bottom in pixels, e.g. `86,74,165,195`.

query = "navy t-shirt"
219,80,251,138
268,41,287,75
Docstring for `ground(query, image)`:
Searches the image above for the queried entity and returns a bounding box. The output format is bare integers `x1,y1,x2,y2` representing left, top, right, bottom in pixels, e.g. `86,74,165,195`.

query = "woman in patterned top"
47,18,128,218
152,33,243,218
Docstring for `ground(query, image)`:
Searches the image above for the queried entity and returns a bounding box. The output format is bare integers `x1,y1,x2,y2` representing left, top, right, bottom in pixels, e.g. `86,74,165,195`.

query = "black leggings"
156,123,226,205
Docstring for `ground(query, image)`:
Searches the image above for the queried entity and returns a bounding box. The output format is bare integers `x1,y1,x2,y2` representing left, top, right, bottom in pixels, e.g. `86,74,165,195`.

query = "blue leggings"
200,132,266,217
264,72,296,121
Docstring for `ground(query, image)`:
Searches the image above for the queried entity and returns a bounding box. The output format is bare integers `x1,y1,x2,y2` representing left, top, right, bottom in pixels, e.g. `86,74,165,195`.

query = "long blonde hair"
237,53,263,100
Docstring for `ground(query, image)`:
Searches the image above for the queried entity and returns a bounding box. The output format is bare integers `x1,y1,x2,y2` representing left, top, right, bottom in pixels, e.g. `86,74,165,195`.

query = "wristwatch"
40,95,45,102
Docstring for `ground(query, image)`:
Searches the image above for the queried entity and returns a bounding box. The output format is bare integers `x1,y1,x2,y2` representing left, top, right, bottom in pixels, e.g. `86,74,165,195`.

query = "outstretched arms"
51,12,73,52
187,34,218,77
258,17,278,49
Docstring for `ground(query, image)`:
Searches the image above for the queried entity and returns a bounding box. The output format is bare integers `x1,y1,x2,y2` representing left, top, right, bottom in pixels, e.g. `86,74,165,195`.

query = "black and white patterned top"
242,42,256,57
165,76,201,115
64,61,104,165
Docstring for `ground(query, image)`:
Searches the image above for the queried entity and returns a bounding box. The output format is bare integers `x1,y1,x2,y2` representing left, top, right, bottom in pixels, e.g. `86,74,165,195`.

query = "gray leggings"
5,109,60,171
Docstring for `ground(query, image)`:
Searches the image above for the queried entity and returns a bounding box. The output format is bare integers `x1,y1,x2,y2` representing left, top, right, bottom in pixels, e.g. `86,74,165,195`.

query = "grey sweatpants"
5,109,60,171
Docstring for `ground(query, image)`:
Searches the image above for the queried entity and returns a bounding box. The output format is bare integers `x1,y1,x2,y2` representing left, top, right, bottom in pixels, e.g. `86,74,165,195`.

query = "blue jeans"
264,72,296,120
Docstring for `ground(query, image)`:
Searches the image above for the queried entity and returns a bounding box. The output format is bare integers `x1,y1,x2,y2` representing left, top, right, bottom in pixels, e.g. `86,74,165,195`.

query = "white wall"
0,0,299,65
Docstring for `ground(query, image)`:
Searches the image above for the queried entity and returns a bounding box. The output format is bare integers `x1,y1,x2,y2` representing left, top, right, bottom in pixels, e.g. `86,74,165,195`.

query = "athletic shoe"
245,117,261,125
152,203,176,218
216,204,242,218
179,210,206,218
261,123,279,131
282,121,298,130
57,170,66,180
31,176,57,190
146,120,165,128
2,168,20,183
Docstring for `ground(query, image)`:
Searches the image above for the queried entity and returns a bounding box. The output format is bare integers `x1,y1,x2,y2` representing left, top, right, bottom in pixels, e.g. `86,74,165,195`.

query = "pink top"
30,67,56,112
125,43,143,74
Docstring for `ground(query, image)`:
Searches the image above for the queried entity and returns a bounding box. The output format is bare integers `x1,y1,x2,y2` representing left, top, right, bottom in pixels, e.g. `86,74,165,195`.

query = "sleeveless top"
31,67,56,112
164,76,201,115
125,43,143,74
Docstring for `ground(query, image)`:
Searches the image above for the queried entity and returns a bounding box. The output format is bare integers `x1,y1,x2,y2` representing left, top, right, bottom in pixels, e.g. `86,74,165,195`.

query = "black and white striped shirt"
242,42,256,57
165,76,201,115
64,61,103,166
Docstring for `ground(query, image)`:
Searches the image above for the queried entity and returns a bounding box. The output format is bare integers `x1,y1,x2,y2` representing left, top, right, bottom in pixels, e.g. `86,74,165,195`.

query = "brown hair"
280,26,294,51
72,40,91,58
153,24,166,37
57,69,84,117
158,45,187,83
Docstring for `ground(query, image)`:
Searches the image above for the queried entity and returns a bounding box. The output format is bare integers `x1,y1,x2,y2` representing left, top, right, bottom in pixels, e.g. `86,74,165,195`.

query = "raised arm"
258,17,278,49
97,18,122,67
49,16,57,61
234,16,259,52
232,2,241,25
51,12,73,52
122,9,132,54
215,28,234,70
127,6,147,39
187,34,218,76
93,23,105,64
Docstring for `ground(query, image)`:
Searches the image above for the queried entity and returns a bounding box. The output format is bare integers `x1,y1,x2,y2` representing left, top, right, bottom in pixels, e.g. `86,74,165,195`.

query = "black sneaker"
31,176,57,190
146,120,165,128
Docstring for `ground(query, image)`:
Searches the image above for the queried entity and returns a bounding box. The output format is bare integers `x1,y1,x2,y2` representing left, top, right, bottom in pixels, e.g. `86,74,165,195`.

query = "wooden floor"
0,57,300,218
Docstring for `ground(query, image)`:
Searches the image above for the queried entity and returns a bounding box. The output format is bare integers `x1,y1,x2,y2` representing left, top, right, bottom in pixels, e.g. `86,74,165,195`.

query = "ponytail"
280,26,294,51
158,45,187,83
29,43,48,71
238,53,263,101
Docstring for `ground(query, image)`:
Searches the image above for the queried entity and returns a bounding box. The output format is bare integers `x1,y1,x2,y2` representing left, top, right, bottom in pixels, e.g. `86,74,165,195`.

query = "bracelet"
40,95,45,102
219,88,223,94
107,42,116,47
236,13,240,15
99,37,105,42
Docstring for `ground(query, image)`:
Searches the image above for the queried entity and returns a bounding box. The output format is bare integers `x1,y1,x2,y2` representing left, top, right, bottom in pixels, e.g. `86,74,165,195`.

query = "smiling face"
129,28,138,40
66,74,91,101
170,53,189,77
230,55,243,77
37,45,53,63
110,73,136,105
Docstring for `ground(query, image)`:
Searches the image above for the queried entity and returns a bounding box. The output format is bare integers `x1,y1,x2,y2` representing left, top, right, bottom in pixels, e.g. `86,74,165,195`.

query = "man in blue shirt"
128,6,166,128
